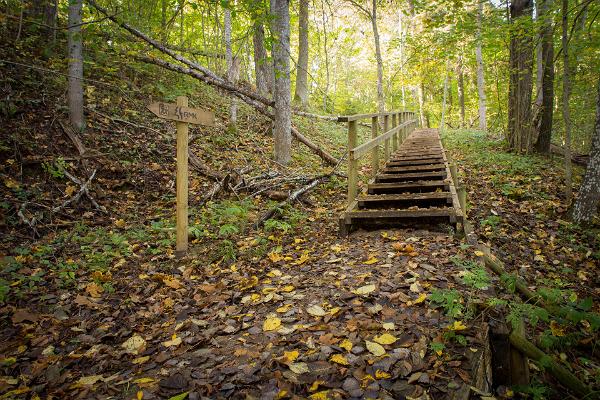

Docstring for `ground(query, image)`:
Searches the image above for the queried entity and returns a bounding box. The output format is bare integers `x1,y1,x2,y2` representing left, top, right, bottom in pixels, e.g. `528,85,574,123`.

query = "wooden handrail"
343,110,419,206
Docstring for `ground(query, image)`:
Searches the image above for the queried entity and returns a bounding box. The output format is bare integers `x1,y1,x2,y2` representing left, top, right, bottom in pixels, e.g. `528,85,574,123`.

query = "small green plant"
444,330,467,346
42,157,67,178
429,289,464,318
480,215,502,228
507,302,549,329
430,341,445,355
264,219,292,233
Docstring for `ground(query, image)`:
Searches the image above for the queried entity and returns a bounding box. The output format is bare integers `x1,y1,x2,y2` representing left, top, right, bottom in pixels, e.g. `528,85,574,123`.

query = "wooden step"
394,152,442,158
368,180,449,194
383,164,446,173
387,158,444,167
390,155,443,162
375,171,446,183
357,192,452,209
342,208,457,227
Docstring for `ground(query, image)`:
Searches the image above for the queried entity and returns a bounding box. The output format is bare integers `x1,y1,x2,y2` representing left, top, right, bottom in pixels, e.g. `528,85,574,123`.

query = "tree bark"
253,20,272,96
372,0,385,119
270,0,292,165
441,60,450,132
457,54,465,128
562,0,572,202
67,0,85,131
572,78,600,224
476,0,487,131
535,0,554,153
224,6,237,125
418,81,426,128
507,0,534,152
293,0,309,107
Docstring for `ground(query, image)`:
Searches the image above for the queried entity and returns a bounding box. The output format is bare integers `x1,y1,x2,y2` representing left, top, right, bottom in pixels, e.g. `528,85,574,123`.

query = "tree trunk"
224,6,237,125
476,0,487,131
67,0,85,131
562,0,572,202
253,20,272,96
293,0,309,107
372,0,385,118
320,0,330,112
161,0,167,42
535,0,554,153
508,0,534,152
270,0,292,165
441,61,450,133
572,79,600,224
457,54,465,128
418,81,426,127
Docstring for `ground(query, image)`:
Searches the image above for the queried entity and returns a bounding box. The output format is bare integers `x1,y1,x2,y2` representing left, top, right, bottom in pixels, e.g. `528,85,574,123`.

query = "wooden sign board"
148,102,215,126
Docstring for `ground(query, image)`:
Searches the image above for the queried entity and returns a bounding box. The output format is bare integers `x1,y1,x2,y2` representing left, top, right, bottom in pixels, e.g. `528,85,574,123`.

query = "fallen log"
550,144,589,166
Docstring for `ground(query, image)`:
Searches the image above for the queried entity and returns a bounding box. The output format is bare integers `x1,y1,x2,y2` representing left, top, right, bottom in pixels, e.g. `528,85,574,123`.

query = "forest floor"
1,39,600,400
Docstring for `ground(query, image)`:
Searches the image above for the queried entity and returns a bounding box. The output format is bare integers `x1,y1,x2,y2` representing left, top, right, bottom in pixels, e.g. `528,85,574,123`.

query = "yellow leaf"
340,339,353,352
74,375,104,387
281,285,295,292
448,321,468,331
306,305,327,317
283,350,299,363
294,238,305,244
294,252,310,265
353,284,376,295
268,252,283,263
329,307,341,316
121,334,146,355
364,256,379,265
408,293,427,306
162,276,183,290
309,391,330,400
474,250,484,257
330,353,349,365
137,391,143,400
309,380,324,392
276,390,288,399
373,333,397,345
550,320,566,337
4,178,19,189
132,356,150,365
330,244,342,253
375,370,391,379
289,362,309,374
133,377,155,384
263,317,281,331
276,304,293,313
382,322,395,330
365,340,386,356
65,184,76,197
85,282,104,298
162,334,182,347
267,269,282,277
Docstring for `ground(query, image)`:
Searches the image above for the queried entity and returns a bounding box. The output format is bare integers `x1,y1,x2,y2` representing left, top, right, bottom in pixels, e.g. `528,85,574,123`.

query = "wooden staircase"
340,128,463,235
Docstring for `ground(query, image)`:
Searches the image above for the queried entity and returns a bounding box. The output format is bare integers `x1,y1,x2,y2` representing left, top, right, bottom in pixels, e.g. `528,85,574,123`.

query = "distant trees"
67,0,85,131
475,0,487,131
534,0,554,153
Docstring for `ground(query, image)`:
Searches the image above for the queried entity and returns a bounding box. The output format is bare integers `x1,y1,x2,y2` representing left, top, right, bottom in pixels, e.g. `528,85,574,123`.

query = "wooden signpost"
148,96,215,258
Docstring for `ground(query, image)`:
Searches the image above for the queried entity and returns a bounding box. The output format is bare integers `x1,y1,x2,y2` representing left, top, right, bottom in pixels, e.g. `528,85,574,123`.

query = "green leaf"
168,393,189,400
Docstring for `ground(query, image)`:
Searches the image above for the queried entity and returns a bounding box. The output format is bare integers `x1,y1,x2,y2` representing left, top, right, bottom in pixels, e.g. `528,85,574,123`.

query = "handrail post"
391,113,397,153
371,116,379,179
383,114,390,161
347,120,358,206
399,112,405,143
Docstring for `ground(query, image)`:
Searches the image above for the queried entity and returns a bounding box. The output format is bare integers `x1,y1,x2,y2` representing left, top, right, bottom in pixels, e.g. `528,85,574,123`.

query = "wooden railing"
337,111,419,206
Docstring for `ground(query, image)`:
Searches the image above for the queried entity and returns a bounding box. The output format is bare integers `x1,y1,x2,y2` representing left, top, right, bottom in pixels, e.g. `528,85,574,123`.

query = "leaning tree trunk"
67,0,85,131
562,0,572,202
372,0,385,119
457,53,465,128
224,6,237,125
507,0,534,152
572,78,600,224
475,0,487,131
293,0,309,107
270,0,292,165
253,20,272,96
535,0,554,153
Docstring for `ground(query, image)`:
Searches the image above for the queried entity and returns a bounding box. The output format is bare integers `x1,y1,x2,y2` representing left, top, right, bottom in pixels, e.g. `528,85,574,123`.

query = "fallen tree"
87,0,337,166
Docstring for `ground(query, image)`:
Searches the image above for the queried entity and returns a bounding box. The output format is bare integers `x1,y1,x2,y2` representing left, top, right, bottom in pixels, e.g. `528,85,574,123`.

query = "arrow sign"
147,102,215,126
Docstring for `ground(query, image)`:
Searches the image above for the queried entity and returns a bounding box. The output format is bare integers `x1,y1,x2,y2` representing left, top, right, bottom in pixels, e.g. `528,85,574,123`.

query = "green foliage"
451,256,491,290
507,303,549,329
429,289,464,318
480,215,501,229
42,157,67,179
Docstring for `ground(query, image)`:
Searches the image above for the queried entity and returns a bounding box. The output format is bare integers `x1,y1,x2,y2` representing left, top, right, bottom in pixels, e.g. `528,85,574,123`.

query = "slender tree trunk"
457,54,465,128
535,0,554,153
372,0,385,118
161,0,167,42
321,0,330,112
270,0,292,164
418,82,426,127
441,61,450,133
224,6,237,125
508,0,534,152
562,0,572,202
67,0,85,131
253,20,272,96
179,0,184,45
294,0,309,107
534,2,543,110
476,0,487,131
572,78,600,224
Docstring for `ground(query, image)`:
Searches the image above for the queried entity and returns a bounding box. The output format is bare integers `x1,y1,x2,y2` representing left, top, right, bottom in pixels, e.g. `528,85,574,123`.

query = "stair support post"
347,120,358,206
383,115,390,161
391,113,398,153
371,116,379,179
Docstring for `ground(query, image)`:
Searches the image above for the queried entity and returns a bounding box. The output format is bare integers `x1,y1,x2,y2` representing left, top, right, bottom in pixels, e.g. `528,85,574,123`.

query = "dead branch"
188,151,226,182
57,170,106,213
